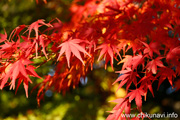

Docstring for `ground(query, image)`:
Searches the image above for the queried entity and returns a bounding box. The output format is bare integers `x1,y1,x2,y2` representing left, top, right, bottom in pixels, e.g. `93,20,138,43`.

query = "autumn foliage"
0,0,180,119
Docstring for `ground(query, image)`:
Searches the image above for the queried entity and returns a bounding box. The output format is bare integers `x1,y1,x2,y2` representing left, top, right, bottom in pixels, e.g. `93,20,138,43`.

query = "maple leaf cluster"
0,0,180,119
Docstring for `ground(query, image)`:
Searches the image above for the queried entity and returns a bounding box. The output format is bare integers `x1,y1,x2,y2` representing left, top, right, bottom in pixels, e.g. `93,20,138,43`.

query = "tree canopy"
0,0,180,119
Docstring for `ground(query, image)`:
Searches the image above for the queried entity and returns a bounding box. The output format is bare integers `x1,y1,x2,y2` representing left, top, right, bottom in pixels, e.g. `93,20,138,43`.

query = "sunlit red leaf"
57,38,91,67
113,68,139,91
146,57,165,74
0,58,40,97
132,54,144,70
127,88,145,110
9,25,26,39
96,42,121,70
107,98,131,120
118,55,132,70
0,30,7,43
27,19,52,39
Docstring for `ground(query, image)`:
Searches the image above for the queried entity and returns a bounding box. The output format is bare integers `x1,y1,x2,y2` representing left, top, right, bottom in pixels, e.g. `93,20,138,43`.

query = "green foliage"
0,0,71,34
0,0,35,34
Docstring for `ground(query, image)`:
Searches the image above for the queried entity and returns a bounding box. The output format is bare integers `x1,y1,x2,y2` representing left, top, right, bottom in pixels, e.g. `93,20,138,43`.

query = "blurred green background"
0,0,180,120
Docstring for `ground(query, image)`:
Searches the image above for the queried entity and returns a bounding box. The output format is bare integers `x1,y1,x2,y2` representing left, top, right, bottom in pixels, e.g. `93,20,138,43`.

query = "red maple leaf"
156,67,176,90
27,19,52,39
9,25,26,39
0,58,41,97
45,18,62,33
23,34,51,58
146,57,165,74
0,30,7,43
141,41,162,58
0,41,17,58
38,34,50,58
166,46,180,65
118,55,132,70
113,68,139,91
107,98,131,120
0,41,16,52
126,88,145,110
57,37,91,67
96,41,121,70
118,54,145,70
18,36,34,57
138,71,156,98
131,54,144,70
